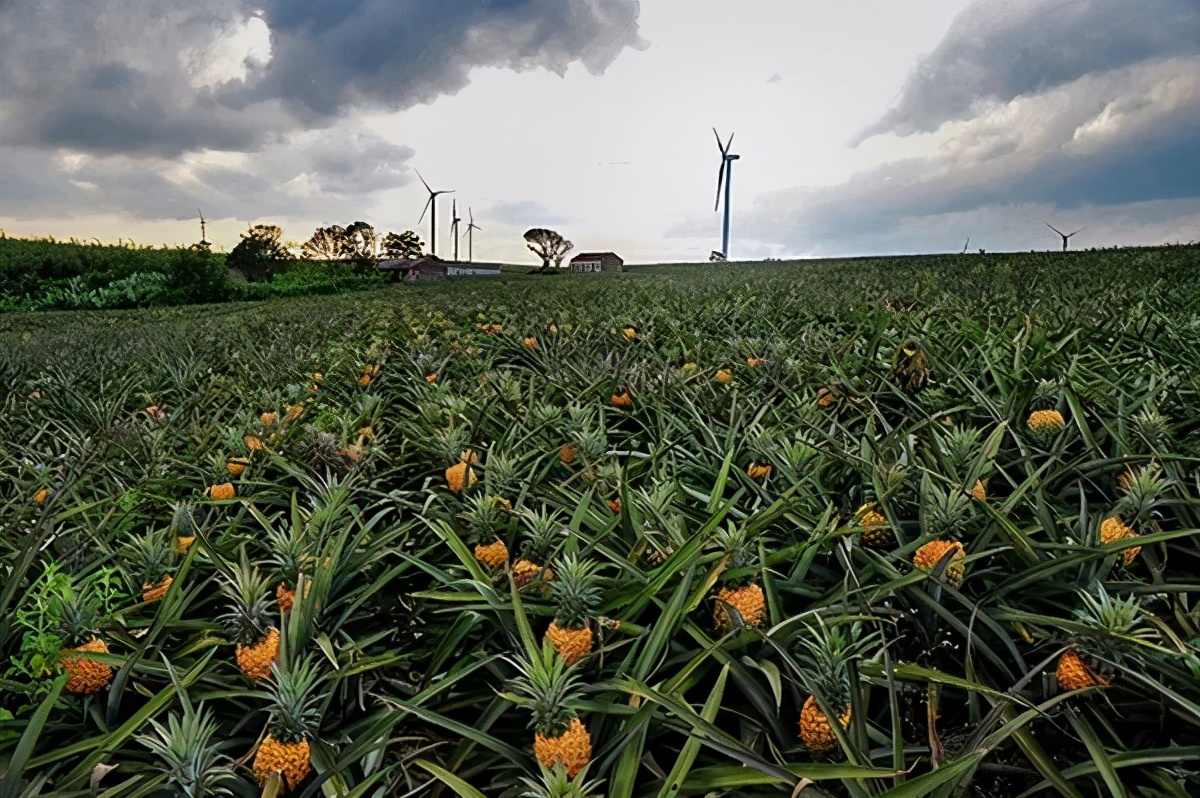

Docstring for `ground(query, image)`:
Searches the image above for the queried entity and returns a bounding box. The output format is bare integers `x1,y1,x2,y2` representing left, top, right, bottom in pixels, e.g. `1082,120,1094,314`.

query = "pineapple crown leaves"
1115,461,1167,523
1129,405,1171,452
518,764,605,798
120,530,176,587
1069,587,1160,661
548,555,604,630
484,449,521,498
461,492,511,542
135,702,237,797
263,656,324,744
790,618,878,703
713,526,759,584
1030,377,1063,410
518,507,568,562
54,582,103,648
217,549,274,646
503,645,582,738
918,472,974,538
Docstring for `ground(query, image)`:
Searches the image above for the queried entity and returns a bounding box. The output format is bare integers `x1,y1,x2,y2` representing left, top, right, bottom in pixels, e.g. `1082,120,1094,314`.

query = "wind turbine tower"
1044,221,1084,252
713,128,740,260
416,170,454,256
451,198,462,261
464,208,481,262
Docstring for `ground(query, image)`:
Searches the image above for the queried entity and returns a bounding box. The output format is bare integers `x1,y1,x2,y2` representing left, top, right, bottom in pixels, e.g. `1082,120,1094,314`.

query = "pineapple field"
3,248,1200,797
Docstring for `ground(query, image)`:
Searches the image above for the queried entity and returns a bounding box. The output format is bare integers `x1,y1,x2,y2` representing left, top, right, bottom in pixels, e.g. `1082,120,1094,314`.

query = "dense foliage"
0,234,388,311
2,248,1200,797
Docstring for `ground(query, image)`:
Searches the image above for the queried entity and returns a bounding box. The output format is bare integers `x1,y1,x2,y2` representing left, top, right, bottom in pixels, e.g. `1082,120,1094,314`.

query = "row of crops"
2,249,1200,797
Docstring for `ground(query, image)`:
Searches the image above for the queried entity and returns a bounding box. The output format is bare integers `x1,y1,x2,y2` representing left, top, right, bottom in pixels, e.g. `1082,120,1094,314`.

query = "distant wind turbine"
197,208,208,245
960,236,970,255
713,128,740,260
451,198,462,261
1044,221,1084,251
416,170,454,256
464,207,481,262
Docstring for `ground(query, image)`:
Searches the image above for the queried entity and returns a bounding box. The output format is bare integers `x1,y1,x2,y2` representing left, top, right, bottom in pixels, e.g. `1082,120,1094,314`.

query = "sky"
0,0,1197,264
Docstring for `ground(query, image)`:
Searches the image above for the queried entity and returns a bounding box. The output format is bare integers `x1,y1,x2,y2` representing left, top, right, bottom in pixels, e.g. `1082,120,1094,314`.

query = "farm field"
3,248,1200,797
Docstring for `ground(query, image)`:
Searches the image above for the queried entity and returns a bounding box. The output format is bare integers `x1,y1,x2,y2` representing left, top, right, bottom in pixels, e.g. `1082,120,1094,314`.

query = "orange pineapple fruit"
474,538,509,569
207,482,236,500
1056,649,1109,691
1027,408,1065,436
713,583,766,632
913,540,966,587
799,695,852,754
236,627,280,682
534,717,592,777
545,620,593,665
142,576,173,603
61,638,114,695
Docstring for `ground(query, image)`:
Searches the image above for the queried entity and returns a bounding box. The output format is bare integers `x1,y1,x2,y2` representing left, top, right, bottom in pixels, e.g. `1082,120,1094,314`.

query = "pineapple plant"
463,493,512,570
793,620,872,755
712,531,765,633
1054,586,1155,693
890,341,931,392
913,540,966,588
513,508,564,588
252,656,323,791
123,530,176,603
135,699,237,795
508,648,593,777
518,764,605,797
56,587,113,696
219,553,279,681
169,501,199,554
544,556,603,665
266,518,311,614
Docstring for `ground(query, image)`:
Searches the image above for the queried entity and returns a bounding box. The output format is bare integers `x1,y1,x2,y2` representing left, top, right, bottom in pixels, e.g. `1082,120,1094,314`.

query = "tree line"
228,222,424,280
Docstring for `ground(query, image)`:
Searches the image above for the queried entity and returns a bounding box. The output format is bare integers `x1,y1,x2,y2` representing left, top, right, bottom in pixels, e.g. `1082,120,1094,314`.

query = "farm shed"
378,256,501,281
569,252,624,273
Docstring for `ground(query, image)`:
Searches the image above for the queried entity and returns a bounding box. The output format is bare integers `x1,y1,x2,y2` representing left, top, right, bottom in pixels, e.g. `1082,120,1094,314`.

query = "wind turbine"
464,207,481,262
197,208,208,246
713,128,740,260
1044,221,1084,252
416,170,454,256
451,198,462,261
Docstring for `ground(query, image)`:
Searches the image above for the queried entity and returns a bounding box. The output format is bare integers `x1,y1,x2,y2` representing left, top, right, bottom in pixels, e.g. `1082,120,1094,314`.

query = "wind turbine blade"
1067,227,1084,237
418,196,433,224
715,162,725,211
1043,221,1064,236
713,127,726,155
725,132,734,152
414,169,433,194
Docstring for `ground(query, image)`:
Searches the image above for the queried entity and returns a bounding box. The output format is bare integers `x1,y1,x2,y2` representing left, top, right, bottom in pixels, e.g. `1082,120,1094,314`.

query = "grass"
1,246,1199,796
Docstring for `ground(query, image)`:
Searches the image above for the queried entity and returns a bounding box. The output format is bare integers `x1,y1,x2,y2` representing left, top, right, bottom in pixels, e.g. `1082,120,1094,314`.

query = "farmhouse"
378,256,502,281
569,252,624,273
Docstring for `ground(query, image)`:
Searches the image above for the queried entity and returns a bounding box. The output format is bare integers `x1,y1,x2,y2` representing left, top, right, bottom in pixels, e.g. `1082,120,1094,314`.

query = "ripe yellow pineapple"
610,387,633,408
475,538,509,569
857,505,896,549
220,553,280,681
713,583,765,632
33,487,50,505
142,576,173,603
544,556,602,664
226,456,250,476
445,449,479,493
746,460,772,481
560,443,580,465
1100,516,1141,564
714,368,733,383
207,482,236,500
524,337,539,348
56,588,113,696
252,657,322,791
793,620,870,755
1055,649,1108,691
1027,408,1065,436
509,648,592,777
712,531,765,633
746,357,767,367
913,540,966,588
970,480,987,502
534,718,592,778
799,695,852,754
244,434,264,451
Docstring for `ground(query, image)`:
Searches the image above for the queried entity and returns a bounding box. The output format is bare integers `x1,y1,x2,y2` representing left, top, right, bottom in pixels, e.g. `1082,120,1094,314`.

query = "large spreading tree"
524,228,573,273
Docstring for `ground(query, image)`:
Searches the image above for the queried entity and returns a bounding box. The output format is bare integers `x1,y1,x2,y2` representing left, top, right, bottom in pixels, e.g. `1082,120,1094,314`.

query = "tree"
301,225,350,260
523,228,573,273
343,221,377,262
227,224,293,282
382,230,424,260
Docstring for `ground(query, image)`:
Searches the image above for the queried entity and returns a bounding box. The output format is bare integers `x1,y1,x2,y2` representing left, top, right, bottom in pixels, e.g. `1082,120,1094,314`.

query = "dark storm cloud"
855,0,1200,143
0,0,645,157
